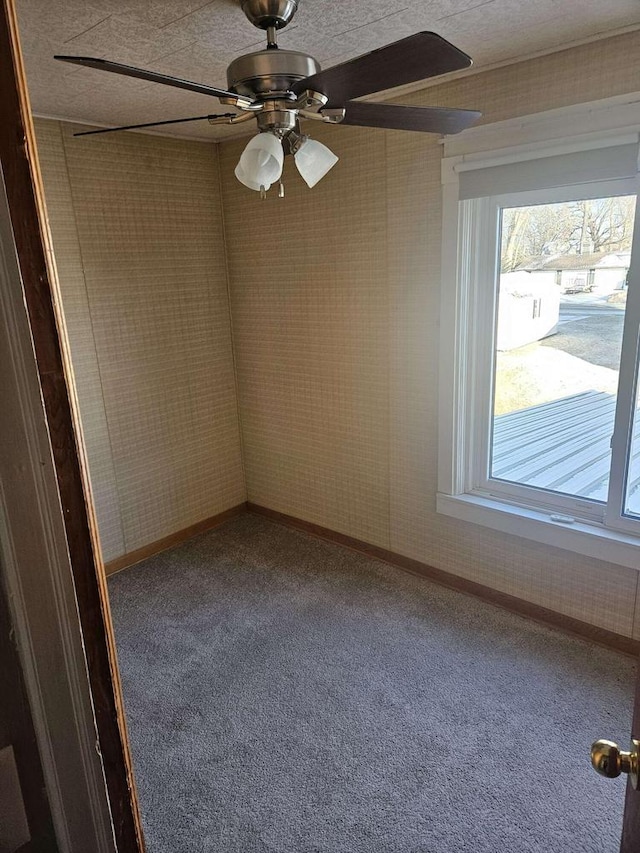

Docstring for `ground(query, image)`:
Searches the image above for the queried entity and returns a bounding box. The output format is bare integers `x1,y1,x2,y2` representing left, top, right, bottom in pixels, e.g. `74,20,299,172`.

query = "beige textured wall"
220,31,640,639
36,119,245,562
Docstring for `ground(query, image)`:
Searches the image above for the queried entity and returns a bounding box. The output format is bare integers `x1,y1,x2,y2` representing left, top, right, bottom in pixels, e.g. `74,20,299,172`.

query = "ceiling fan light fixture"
293,137,338,188
237,131,284,191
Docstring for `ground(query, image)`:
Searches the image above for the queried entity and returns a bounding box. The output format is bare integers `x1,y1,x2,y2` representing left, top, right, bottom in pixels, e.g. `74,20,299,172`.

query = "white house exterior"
518,251,630,294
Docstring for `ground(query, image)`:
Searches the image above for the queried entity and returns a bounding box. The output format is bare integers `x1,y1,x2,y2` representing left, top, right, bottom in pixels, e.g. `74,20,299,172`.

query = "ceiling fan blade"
340,101,481,134
54,55,252,104
72,114,236,137
292,32,472,108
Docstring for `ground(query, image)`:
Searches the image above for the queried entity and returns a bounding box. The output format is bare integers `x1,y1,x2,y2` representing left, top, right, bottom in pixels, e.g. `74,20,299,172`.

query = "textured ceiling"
16,0,640,141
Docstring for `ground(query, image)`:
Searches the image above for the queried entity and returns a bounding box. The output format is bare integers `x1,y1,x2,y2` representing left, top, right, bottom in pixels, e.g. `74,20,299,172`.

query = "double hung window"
438,100,640,568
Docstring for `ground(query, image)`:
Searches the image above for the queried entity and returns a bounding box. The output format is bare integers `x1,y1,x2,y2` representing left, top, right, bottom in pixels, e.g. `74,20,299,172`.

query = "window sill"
436,492,640,571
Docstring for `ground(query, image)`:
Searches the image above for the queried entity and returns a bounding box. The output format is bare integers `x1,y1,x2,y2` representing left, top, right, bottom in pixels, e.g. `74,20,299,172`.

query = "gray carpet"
109,514,635,852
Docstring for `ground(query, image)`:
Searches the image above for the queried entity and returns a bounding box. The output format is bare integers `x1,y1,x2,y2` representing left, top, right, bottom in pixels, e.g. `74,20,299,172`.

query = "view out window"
438,170,640,556
437,108,640,564
628,378,640,520
491,194,636,510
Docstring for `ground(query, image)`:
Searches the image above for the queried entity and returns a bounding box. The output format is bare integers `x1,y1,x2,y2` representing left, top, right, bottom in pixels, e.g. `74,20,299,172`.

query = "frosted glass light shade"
235,161,271,192
294,138,338,188
236,132,284,191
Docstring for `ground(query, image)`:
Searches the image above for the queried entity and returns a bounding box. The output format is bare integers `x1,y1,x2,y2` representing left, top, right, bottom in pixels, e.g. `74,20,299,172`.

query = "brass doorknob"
591,739,640,789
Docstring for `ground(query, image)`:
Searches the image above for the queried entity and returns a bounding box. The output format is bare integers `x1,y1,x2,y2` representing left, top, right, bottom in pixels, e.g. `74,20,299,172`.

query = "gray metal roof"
492,390,640,513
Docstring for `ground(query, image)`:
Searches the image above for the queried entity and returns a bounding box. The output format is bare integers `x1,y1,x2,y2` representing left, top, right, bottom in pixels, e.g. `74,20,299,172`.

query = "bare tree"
501,203,574,271
500,195,635,272
570,197,635,254
501,207,531,272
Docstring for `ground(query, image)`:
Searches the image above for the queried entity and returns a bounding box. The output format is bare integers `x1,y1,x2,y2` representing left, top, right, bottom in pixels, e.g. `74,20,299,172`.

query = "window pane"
490,195,636,502
624,360,640,517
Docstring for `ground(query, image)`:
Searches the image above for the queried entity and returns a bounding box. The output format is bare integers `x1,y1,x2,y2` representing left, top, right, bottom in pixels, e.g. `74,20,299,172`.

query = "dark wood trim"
0,2,144,850
105,503,248,575
247,503,640,658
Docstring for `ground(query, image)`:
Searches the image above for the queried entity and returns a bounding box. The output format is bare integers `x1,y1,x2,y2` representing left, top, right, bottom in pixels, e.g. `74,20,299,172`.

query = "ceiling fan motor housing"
240,0,299,29
227,48,319,99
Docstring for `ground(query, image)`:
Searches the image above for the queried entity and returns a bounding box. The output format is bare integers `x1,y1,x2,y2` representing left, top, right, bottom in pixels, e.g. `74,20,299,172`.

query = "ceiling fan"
54,0,481,195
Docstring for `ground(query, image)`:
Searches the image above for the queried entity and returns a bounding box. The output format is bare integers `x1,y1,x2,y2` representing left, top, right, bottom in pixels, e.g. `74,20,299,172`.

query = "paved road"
543,304,625,370
559,294,625,315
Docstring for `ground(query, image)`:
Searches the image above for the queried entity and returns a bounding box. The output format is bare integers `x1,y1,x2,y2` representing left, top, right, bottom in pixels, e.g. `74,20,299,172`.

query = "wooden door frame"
0,1,144,850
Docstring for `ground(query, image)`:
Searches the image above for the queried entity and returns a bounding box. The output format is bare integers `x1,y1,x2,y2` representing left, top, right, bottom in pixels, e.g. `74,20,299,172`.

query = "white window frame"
437,94,640,571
